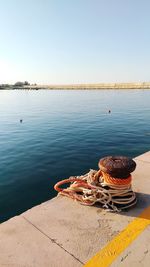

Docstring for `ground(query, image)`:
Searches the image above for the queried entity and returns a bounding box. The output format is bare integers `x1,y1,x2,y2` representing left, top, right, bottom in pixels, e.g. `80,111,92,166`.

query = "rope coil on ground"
54,169,137,212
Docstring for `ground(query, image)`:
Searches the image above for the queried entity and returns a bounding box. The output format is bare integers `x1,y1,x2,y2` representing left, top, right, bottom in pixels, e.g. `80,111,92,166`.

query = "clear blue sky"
0,0,150,84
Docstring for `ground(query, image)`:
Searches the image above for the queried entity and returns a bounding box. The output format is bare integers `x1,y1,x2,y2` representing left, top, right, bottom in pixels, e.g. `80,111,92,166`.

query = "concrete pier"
0,152,150,267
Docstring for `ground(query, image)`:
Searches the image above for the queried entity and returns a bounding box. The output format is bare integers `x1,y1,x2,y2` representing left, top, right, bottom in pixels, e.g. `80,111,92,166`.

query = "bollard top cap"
99,156,136,178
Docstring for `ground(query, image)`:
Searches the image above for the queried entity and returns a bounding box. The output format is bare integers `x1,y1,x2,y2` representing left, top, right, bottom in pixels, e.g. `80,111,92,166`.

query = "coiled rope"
54,169,137,212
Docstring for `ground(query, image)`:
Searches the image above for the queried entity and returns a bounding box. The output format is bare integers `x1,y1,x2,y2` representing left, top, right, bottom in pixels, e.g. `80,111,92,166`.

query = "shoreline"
1,82,150,90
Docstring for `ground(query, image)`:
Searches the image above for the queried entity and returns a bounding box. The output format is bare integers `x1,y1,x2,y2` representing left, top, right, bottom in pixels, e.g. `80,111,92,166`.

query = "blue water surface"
0,89,150,222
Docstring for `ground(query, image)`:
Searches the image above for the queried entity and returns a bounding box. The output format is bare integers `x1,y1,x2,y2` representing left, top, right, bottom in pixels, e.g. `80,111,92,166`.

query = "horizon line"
1,81,150,86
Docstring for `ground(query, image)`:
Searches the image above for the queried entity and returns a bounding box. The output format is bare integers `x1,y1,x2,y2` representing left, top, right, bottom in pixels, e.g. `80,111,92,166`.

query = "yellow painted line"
84,206,150,267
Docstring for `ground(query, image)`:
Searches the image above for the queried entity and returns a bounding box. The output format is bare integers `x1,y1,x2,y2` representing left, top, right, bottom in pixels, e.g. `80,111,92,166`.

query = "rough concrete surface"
0,151,150,267
111,226,150,267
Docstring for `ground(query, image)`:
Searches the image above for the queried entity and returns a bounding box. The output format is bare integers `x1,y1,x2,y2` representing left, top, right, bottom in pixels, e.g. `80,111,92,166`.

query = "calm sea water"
0,89,150,222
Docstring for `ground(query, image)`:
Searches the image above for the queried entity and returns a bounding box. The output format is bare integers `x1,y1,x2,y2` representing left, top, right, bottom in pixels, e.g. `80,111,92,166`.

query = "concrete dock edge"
1,151,150,267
